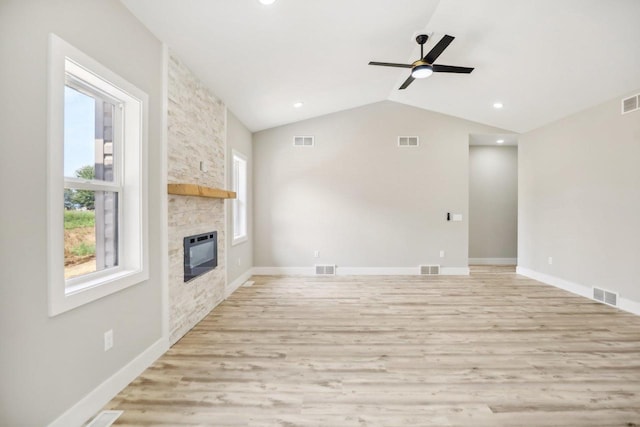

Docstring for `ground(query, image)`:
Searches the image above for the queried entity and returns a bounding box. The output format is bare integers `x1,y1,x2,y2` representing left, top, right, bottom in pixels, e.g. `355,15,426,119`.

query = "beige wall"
167,53,226,345
226,111,253,284
469,146,518,261
519,90,640,303
0,0,163,425
253,101,508,271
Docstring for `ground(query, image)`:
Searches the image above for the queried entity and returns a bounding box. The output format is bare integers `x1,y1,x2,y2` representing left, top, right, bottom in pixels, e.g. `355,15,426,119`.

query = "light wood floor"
105,267,640,426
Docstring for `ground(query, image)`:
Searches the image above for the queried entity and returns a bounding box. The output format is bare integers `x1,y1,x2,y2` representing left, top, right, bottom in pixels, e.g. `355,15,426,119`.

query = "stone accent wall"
167,53,226,345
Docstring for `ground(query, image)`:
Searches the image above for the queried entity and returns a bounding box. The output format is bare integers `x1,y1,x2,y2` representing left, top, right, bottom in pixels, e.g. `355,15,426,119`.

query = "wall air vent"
621,94,639,114
419,265,440,275
593,286,619,307
293,136,314,147
315,264,336,275
398,136,419,147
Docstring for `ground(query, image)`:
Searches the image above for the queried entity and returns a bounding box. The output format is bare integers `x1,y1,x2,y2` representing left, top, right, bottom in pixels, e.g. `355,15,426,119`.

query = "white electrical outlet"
439,250,445,258
237,258,241,267
199,161,208,172
314,250,320,258
104,329,113,352
548,257,553,265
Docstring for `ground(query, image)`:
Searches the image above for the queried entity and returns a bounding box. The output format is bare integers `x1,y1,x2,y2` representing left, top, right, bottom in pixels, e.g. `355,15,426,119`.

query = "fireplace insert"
183,231,217,282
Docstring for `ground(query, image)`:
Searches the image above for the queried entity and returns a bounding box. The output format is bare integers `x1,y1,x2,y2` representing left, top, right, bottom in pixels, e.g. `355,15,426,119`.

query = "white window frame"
47,34,148,316
232,150,248,245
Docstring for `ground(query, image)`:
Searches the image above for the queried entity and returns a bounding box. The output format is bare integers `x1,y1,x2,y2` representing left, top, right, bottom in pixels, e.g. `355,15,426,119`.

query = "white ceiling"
121,0,640,133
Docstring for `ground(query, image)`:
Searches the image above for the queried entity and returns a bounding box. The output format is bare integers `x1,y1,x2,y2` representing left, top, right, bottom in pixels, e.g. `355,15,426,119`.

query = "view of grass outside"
64,209,96,279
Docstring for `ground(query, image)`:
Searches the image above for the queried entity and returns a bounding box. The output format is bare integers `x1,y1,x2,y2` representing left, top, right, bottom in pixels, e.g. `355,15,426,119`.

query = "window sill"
50,268,148,316
232,236,248,247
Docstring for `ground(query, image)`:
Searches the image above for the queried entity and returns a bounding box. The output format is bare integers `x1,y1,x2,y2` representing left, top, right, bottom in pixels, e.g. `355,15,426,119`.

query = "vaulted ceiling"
121,0,640,133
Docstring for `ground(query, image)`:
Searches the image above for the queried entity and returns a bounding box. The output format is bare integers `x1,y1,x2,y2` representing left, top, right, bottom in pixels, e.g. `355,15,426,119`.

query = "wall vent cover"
593,287,618,307
622,94,639,114
86,411,123,427
315,264,336,275
398,136,419,147
419,265,440,275
293,136,314,147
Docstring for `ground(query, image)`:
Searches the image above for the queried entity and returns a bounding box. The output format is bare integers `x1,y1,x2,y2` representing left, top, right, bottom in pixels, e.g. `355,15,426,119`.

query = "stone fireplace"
167,53,227,345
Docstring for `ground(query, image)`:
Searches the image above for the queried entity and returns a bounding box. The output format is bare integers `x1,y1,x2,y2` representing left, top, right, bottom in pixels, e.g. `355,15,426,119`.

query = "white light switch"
104,329,113,352
452,214,463,222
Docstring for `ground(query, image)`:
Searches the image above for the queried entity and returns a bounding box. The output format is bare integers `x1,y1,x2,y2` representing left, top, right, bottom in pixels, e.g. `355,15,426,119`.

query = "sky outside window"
64,86,95,178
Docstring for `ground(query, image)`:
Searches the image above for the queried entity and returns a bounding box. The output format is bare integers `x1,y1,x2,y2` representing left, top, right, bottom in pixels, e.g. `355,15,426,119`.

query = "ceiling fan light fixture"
411,64,433,79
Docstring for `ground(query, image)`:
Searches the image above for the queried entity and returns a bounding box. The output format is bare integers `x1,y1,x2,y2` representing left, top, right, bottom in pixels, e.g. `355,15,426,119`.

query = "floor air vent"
622,94,639,114
315,264,336,275
398,136,419,147
293,136,314,147
593,287,618,307
86,411,123,427
419,265,440,275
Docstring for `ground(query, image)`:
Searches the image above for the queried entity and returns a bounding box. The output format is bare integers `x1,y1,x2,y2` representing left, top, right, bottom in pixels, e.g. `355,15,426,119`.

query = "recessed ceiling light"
293,102,304,108
259,0,276,4
496,139,505,144
493,102,504,109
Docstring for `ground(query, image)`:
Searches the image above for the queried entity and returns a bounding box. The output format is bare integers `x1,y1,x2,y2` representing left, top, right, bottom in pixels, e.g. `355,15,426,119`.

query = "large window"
232,151,248,245
47,34,148,316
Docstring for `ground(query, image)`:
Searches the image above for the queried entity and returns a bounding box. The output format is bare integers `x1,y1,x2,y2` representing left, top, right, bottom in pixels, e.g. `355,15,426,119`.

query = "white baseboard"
48,337,169,427
336,267,417,275
252,266,470,276
251,266,312,275
469,258,517,265
225,268,253,299
516,266,640,316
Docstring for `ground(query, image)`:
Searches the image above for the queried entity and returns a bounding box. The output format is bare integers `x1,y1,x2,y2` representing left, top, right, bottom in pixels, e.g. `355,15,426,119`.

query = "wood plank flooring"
104,267,640,426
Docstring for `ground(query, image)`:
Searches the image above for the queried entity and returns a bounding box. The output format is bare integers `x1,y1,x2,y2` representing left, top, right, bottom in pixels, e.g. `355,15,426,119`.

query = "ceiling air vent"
398,136,419,147
593,287,618,307
621,94,639,114
419,265,440,275
315,264,336,275
293,136,314,147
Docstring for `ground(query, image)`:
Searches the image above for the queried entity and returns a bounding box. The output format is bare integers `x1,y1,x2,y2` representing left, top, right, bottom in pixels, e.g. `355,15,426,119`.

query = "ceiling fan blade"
432,64,474,73
424,35,454,64
369,61,413,68
399,75,415,90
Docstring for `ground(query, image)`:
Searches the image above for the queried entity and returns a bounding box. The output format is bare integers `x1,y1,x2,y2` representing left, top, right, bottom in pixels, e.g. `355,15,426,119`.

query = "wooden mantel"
168,183,236,199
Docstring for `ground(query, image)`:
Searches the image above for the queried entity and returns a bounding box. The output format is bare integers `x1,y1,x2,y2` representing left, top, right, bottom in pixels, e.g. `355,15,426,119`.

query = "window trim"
231,150,248,246
47,34,148,316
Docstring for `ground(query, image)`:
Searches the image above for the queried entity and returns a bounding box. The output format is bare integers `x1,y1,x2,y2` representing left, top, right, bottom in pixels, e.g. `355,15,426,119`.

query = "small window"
232,151,248,245
48,34,148,316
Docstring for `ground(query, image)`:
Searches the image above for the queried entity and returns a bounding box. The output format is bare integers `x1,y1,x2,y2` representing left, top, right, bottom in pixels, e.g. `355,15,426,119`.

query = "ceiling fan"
369,34,474,90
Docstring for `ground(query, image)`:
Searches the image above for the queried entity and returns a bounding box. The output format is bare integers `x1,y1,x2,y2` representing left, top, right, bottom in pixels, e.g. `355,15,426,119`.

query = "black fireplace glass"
183,231,217,282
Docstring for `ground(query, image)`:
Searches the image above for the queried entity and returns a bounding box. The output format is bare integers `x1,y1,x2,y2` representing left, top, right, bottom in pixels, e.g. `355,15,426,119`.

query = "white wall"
226,111,253,286
519,90,640,304
469,146,518,262
0,1,164,425
253,101,508,272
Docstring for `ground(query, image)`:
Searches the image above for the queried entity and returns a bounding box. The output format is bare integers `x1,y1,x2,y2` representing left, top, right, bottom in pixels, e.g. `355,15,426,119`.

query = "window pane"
64,85,115,182
64,190,118,280
233,155,247,240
